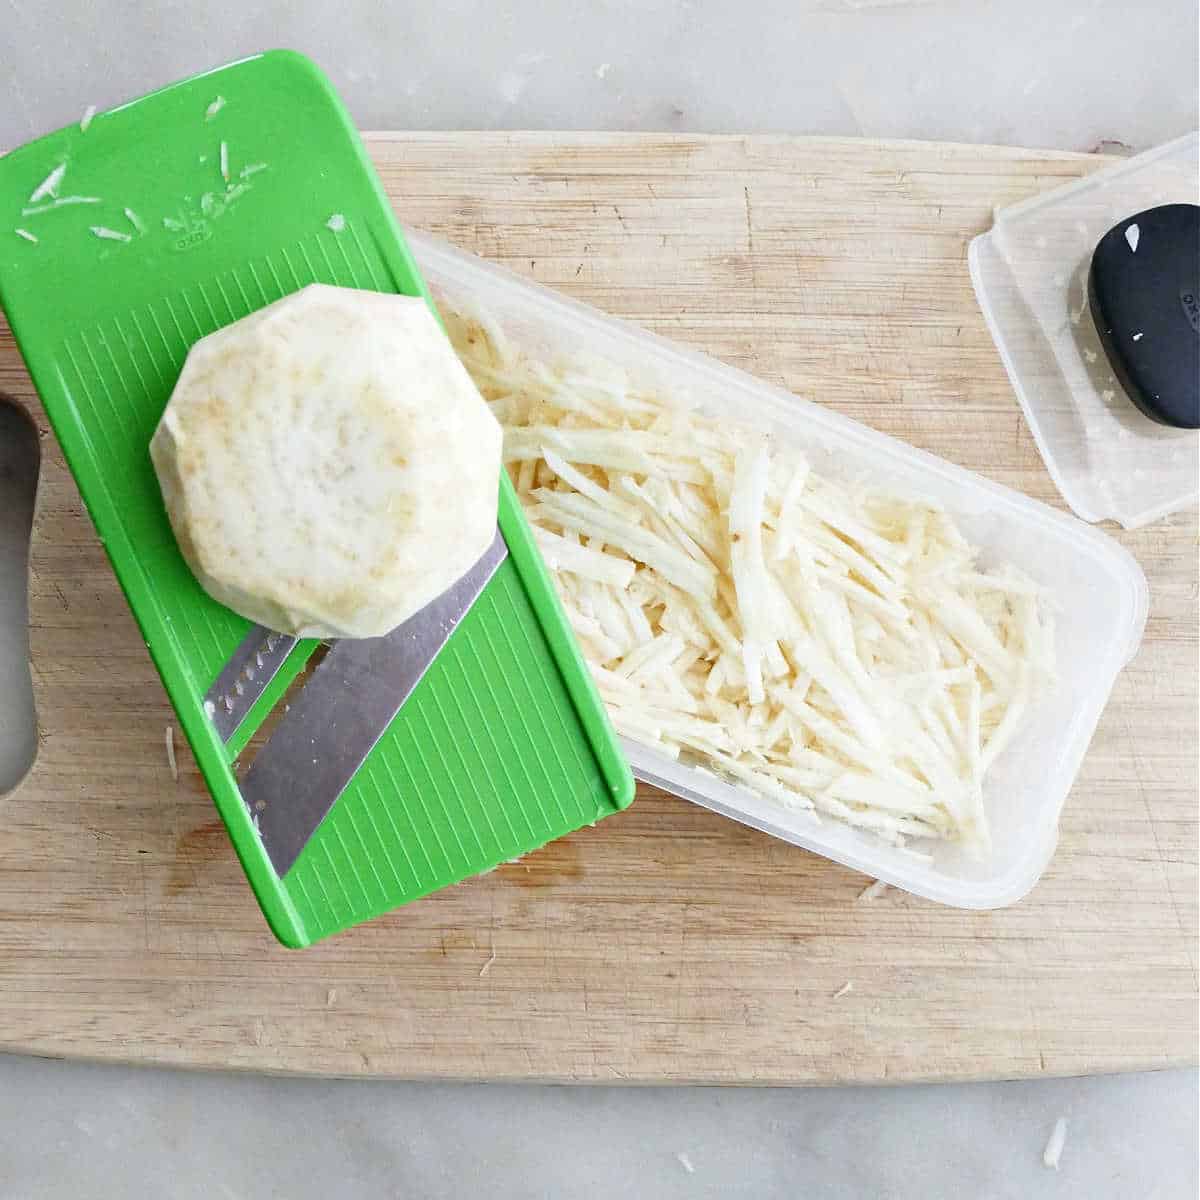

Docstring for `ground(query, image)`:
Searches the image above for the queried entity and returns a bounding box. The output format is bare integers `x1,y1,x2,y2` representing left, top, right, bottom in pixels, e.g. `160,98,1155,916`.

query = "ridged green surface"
0,51,633,947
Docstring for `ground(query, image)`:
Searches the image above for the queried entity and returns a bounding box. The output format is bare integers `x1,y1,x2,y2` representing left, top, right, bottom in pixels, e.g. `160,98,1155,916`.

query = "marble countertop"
0,0,1196,155
0,2,1196,1196
1,1056,1195,1199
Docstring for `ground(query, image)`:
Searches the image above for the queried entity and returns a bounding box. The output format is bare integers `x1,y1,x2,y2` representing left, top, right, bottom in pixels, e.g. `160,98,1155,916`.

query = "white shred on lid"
29,162,67,204
1042,1116,1067,1169
858,879,890,902
90,225,132,243
165,724,178,782
203,698,216,718
205,95,226,120
1132,332,1144,341
219,140,230,182
676,1152,695,1175
123,207,146,235
326,213,347,233
14,228,38,244
595,63,611,79
79,104,97,133
832,981,854,999
1124,223,1140,253
240,162,268,179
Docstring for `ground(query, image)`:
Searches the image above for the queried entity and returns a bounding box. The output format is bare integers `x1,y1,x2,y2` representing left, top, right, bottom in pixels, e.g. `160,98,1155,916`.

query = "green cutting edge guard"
0,50,633,947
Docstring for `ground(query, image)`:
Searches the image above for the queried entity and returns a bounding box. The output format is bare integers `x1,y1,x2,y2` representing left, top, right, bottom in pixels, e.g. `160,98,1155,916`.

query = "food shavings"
123,207,146,235
446,310,1055,857
832,981,854,999
479,947,497,976
219,140,230,182
28,162,67,204
676,1153,695,1175
326,212,347,233
22,195,101,216
857,879,890,901
90,225,132,243
165,725,178,782
1124,223,1140,253
79,104,97,133
14,228,37,244
205,95,226,120
326,987,337,1006
240,162,268,180
1042,1116,1067,1169
203,698,216,719
1132,332,1143,341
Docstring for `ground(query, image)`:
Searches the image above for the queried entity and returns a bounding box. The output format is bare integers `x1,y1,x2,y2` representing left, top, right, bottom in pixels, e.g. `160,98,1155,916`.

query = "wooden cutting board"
0,134,1195,1083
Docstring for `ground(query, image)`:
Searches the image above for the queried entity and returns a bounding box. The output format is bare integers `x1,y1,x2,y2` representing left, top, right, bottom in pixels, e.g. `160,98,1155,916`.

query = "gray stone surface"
0,1057,1196,1199
0,3,1197,1196
0,0,1196,154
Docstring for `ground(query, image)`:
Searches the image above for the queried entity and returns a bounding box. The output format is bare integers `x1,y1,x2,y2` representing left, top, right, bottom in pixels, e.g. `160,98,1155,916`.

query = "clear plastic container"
969,134,1199,529
411,230,1149,909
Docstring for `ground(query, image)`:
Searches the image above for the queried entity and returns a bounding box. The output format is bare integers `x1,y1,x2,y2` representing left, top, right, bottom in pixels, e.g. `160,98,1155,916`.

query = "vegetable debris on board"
444,309,1056,856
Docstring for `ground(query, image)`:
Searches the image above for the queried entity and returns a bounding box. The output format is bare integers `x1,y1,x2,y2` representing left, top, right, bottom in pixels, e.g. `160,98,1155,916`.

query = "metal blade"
241,528,508,877
204,627,298,742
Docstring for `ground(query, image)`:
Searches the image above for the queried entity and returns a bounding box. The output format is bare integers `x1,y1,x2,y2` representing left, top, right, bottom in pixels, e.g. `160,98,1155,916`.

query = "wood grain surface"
0,134,1195,1083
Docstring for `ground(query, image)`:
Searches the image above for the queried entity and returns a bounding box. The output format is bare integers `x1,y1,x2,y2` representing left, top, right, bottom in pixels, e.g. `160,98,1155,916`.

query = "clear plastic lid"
969,134,1199,529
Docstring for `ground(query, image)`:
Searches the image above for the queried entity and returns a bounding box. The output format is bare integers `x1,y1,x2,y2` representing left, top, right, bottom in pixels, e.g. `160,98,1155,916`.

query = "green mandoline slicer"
0,50,633,948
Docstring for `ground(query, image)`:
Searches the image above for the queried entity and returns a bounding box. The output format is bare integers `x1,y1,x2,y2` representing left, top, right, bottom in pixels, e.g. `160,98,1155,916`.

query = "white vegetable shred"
165,724,178,782
1042,1116,1067,1169
446,310,1056,855
28,162,66,204
21,195,100,217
